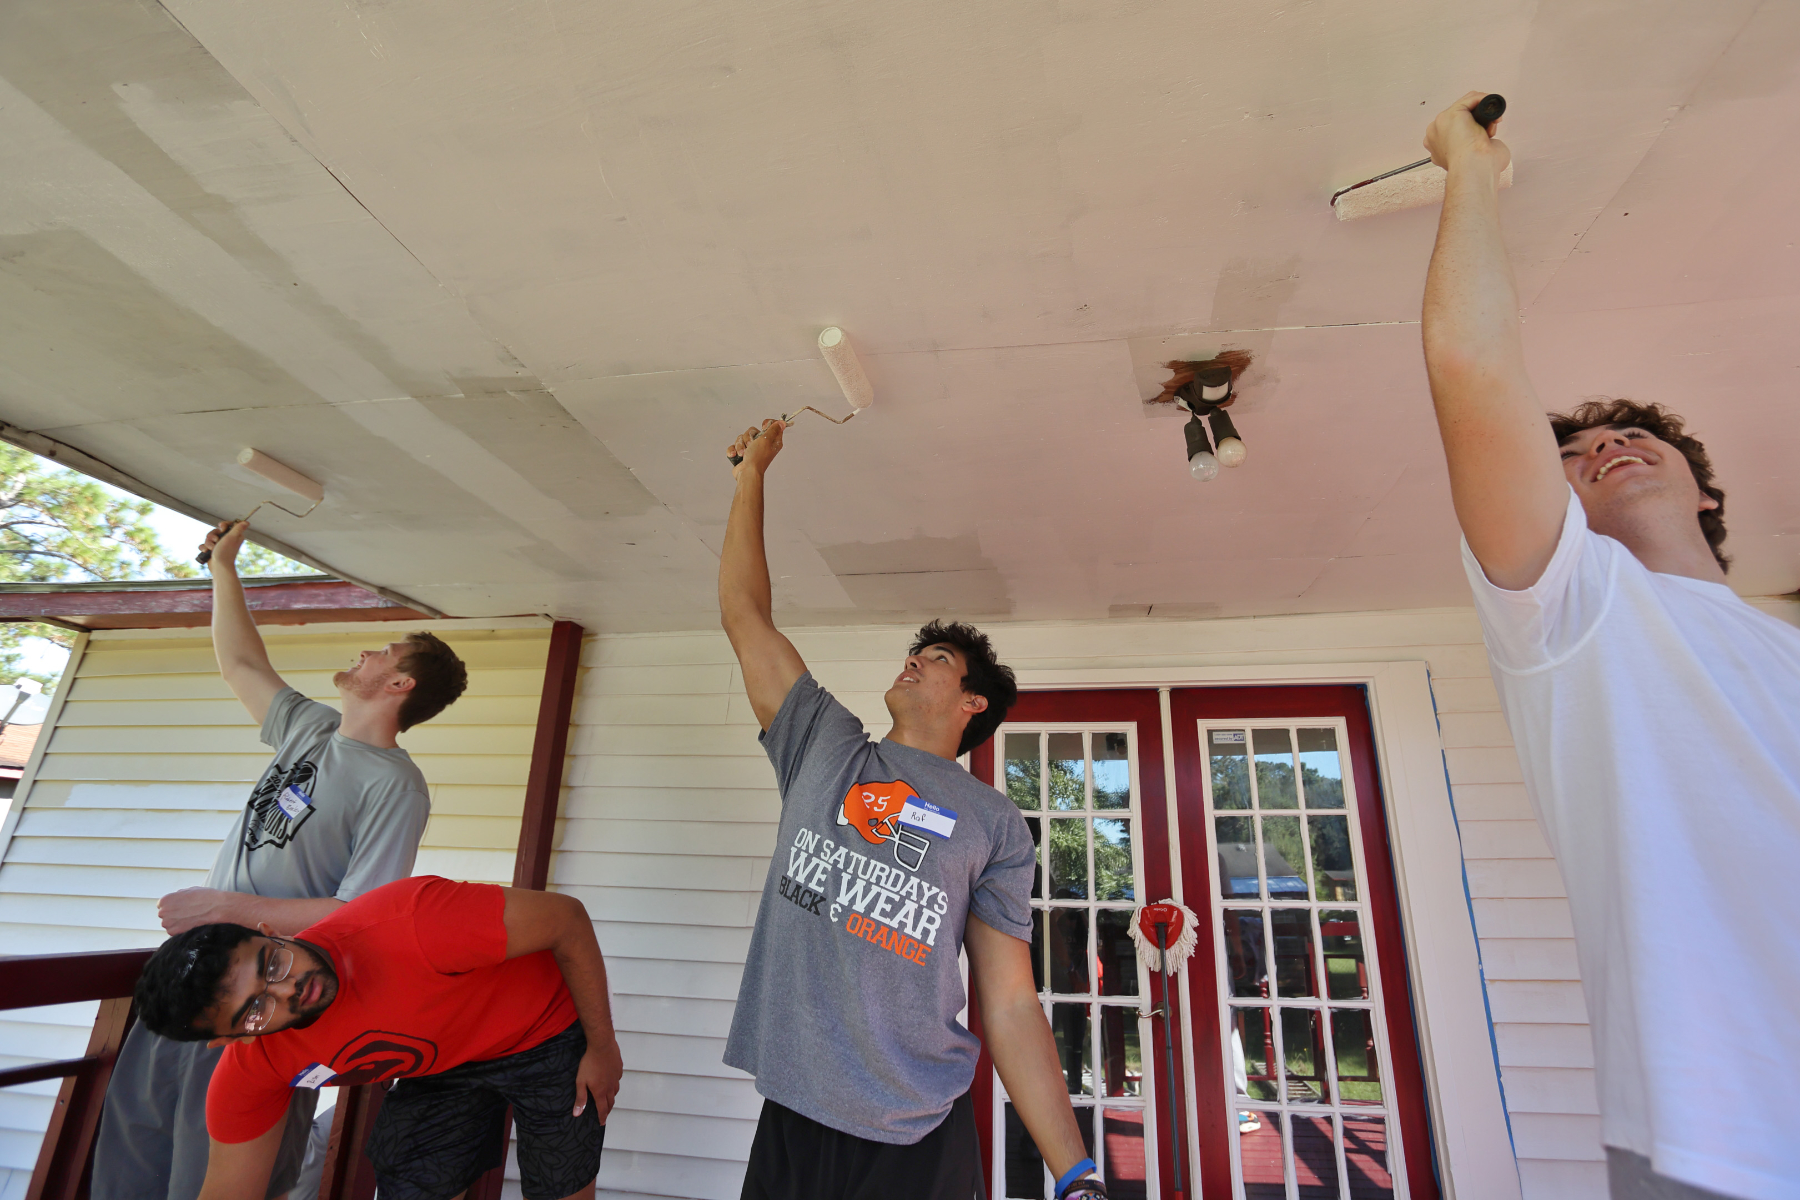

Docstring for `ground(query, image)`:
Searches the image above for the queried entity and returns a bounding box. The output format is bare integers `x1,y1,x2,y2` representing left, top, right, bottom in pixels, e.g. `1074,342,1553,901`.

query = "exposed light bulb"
1216,437,1247,468
1189,451,1220,481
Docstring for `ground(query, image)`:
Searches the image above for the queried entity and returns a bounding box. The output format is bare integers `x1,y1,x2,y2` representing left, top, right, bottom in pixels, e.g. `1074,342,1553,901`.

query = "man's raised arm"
201,521,287,723
719,420,808,730
1421,92,1569,590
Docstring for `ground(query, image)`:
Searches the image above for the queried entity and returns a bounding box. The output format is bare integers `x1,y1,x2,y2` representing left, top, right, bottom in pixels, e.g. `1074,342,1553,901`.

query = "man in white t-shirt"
1419,93,1800,1200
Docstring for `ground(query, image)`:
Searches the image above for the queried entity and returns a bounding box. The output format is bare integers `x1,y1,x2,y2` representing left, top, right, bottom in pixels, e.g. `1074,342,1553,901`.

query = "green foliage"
0,445,316,686
1,444,198,586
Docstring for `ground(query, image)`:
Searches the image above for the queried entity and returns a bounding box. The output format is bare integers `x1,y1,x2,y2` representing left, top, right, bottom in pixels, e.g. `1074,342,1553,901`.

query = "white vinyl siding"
558,606,1667,1200
0,620,549,1200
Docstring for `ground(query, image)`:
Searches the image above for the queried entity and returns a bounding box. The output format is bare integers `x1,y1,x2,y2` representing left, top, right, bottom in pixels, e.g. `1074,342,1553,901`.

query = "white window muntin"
1197,717,1407,1200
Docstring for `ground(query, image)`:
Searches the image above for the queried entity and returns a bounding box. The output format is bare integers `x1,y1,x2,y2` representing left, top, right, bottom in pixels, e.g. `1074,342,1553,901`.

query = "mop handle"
1156,922,1185,1198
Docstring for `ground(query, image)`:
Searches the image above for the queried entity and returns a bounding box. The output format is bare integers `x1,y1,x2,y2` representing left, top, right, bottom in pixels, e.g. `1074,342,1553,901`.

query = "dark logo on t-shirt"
326,1030,439,1086
242,760,319,851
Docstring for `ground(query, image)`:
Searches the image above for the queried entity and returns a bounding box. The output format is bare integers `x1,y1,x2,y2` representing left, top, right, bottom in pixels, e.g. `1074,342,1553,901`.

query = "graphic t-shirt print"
775,779,958,968
242,757,321,850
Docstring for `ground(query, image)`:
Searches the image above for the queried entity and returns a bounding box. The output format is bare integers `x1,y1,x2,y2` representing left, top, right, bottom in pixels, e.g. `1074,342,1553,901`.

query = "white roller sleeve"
1334,159,1513,221
818,327,873,411
236,448,324,504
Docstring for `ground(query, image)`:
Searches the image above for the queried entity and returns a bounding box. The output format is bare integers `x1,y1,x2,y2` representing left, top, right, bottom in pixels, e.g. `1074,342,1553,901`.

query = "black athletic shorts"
739,1091,981,1200
366,1022,605,1200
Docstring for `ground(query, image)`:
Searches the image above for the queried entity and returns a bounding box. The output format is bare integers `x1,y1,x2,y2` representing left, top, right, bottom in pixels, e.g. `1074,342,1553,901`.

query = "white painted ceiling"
3,0,1796,631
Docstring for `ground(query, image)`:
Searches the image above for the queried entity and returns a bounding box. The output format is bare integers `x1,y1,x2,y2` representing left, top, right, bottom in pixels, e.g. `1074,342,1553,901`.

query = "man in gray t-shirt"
93,519,468,1200
720,420,1103,1200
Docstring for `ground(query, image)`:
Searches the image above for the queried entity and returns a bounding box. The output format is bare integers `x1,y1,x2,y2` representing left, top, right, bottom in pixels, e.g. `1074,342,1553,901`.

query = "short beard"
287,943,340,1028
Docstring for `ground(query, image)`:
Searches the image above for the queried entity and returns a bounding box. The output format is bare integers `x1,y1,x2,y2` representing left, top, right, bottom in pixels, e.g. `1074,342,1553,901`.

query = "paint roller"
194,448,325,565
728,326,872,466
1331,94,1508,221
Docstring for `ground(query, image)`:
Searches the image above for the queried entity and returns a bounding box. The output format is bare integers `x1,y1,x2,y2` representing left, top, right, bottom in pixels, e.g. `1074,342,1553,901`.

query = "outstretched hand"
201,520,250,572
727,419,785,478
1424,90,1509,175
573,1035,624,1122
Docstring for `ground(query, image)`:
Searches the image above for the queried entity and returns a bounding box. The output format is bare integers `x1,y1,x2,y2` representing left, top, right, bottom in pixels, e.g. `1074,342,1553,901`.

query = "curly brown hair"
1548,398,1729,573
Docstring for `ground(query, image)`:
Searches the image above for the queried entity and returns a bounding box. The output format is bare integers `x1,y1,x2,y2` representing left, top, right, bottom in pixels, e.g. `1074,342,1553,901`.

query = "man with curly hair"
716,420,1102,1199
1422,94,1800,1200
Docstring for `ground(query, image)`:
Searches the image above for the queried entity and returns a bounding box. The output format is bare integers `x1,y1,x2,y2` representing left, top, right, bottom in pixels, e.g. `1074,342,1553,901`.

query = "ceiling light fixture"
1151,353,1251,482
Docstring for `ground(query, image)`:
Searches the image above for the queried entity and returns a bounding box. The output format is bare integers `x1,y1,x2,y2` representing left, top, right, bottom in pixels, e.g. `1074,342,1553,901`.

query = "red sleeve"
411,877,509,974
205,1043,292,1144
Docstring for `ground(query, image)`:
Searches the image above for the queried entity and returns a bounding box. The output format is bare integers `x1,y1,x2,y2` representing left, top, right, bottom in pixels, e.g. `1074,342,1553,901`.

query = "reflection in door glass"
1294,1115,1341,1200
1254,727,1299,808
1048,732,1085,810
1028,910,1045,992
1100,1109,1148,1200
1271,909,1318,998
1003,1102,1044,1198
1239,1110,1287,1200
1093,731,1131,809
1095,910,1139,997
1047,908,1089,994
1344,1117,1394,1200
1321,909,1368,1000
1298,727,1345,808
1099,1006,1142,1097
1006,733,1042,811
1048,818,1088,899
1216,816,1259,899
1093,818,1134,901
1024,815,1043,900
1222,909,1268,998
1281,1007,1328,1103
1052,1002,1092,1095
1310,814,1356,901
1333,1008,1383,1105
1232,1006,1277,1101
1261,815,1308,899
1210,729,1251,809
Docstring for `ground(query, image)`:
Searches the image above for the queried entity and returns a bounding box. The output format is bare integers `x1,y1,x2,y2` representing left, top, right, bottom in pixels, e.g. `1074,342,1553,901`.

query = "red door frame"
1168,685,1440,1200
968,689,1181,1199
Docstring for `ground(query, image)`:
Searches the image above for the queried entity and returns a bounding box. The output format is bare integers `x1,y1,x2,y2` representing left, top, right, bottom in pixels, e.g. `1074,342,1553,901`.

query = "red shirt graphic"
206,876,576,1143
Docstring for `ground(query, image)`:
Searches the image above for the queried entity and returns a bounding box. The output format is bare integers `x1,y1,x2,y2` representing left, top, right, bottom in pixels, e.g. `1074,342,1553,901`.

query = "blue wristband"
1056,1159,1098,1197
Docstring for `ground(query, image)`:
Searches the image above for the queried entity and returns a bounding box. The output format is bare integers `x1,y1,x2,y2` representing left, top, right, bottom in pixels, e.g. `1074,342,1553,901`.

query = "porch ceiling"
3,0,1796,631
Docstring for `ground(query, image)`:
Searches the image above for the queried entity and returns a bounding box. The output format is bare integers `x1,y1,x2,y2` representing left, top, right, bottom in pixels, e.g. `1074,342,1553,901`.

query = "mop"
195,448,324,565
1130,899,1200,1200
1331,94,1508,220
728,327,872,465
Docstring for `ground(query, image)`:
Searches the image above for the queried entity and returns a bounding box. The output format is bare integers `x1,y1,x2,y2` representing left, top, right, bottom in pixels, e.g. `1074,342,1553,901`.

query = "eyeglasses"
242,940,296,1033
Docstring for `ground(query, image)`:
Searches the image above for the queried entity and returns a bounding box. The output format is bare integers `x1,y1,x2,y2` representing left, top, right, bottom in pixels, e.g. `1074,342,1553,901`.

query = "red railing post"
24,996,134,1200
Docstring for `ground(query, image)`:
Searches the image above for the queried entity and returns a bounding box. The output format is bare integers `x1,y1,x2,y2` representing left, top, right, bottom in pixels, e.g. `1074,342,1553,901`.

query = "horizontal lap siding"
0,624,548,1192
561,610,1606,1200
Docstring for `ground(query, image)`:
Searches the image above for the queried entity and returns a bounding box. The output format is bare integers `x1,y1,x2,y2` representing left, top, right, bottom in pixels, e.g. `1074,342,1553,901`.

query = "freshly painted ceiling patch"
1332,94,1511,221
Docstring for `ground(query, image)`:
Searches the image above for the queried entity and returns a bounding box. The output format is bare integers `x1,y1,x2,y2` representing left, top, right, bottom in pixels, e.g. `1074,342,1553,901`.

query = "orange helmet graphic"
840,780,921,845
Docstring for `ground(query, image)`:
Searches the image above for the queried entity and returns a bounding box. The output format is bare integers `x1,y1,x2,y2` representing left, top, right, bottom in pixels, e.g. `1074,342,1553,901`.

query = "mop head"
1130,899,1200,972
1334,159,1512,221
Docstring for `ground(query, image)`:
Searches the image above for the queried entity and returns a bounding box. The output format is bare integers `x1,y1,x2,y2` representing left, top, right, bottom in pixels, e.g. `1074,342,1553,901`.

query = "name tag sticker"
898,798,957,839
290,1063,335,1089
1211,730,1246,744
276,786,313,820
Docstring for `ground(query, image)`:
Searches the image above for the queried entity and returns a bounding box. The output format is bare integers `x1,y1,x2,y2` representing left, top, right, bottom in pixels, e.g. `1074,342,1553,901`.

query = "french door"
970,687,1438,1200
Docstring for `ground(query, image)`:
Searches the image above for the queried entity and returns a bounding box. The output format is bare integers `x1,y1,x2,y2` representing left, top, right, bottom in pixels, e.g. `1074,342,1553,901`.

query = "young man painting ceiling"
1421,93,1800,1200
717,419,1105,1200
93,520,469,1200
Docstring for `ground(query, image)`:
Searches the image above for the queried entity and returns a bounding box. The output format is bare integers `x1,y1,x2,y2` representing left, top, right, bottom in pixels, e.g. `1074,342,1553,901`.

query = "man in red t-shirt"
130,876,623,1200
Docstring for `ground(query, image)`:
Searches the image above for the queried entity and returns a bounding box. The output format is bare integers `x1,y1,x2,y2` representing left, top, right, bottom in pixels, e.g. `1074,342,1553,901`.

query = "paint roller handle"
1470,93,1505,131
196,519,248,568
